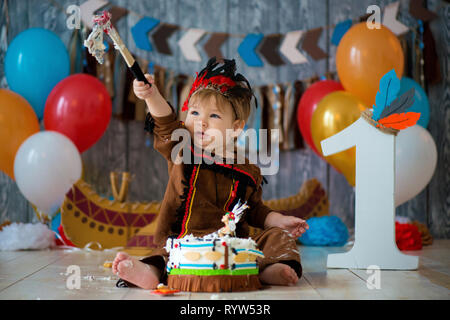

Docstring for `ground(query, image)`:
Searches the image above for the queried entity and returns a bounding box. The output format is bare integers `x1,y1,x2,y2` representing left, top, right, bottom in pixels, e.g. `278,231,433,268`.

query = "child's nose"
198,119,208,128
194,120,208,130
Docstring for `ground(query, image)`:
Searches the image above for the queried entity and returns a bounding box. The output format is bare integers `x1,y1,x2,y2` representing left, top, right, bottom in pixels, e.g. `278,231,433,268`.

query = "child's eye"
210,113,221,119
190,111,199,116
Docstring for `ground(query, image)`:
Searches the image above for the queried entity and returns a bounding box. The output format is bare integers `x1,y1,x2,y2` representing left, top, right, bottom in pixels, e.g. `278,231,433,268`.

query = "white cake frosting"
165,232,264,275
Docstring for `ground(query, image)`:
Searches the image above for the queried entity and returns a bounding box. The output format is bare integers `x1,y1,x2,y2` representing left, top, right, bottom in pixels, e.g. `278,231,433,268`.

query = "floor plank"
188,276,322,300
0,279,128,300
0,250,67,277
0,241,448,300
0,250,29,263
303,269,386,299
349,269,449,300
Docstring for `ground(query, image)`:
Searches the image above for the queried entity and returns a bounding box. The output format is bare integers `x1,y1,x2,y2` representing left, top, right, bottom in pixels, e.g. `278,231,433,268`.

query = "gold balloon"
0,89,40,180
311,91,368,186
336,22,404,107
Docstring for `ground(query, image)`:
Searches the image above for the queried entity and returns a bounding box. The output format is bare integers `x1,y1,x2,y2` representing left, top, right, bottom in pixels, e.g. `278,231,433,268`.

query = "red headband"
181,57,257,113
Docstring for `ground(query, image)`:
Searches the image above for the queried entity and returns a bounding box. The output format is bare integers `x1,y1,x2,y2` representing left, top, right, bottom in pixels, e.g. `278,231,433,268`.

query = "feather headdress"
181,57,257,114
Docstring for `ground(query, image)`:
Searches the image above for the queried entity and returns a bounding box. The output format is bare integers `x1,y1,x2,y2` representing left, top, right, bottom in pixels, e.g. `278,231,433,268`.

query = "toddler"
113,57,309,289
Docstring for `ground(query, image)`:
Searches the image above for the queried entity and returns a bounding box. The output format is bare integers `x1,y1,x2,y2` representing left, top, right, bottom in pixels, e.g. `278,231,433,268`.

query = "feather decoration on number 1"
372,69,420,130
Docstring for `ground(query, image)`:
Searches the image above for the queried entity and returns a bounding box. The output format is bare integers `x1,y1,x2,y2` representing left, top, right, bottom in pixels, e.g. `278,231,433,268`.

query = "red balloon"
297,80,343,156
44,74,112,153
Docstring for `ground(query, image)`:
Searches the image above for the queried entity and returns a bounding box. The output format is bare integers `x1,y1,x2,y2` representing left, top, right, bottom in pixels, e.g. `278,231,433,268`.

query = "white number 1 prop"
321,117,418,270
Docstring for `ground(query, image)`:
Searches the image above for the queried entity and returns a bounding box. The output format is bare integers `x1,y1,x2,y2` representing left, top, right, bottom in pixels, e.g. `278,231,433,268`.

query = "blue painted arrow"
238,33,264,67
331,19,352,46
131,17,159,51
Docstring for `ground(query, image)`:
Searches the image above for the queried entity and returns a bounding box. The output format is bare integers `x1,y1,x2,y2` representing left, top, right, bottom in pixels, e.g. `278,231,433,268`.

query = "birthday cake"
165,234,264,292
164,201,265,292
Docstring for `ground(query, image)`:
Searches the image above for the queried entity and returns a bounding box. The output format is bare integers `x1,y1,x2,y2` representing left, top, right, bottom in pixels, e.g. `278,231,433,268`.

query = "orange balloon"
336,22,404,107
311,91,368,186
0,89,40,180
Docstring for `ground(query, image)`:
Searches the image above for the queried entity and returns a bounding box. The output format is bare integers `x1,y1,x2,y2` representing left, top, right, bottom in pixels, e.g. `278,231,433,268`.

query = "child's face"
184,94,244,153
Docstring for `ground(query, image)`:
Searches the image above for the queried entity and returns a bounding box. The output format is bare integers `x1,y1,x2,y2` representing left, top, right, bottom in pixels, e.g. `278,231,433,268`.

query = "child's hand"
279,215,309,238
133,74,158,100
265,211,309,238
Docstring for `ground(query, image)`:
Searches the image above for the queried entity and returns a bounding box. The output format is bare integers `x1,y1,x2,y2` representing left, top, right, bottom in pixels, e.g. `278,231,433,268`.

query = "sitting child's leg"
259,263,299,285
112,252,160,290
254,227,302,286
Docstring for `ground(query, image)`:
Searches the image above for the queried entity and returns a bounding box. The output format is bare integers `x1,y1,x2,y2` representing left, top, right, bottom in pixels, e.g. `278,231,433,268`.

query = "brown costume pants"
116,227,302,287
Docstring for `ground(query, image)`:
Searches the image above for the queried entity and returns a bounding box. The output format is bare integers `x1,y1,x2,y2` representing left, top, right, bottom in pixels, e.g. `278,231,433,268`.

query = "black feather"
198,57,258,109
379,88,415,120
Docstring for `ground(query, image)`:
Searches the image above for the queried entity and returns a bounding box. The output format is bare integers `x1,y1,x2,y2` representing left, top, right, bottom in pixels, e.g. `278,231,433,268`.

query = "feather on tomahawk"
84,11,151,87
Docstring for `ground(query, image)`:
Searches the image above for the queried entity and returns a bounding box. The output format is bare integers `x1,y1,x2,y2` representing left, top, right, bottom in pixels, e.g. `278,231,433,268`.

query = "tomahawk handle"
101,24,152,87
130,61,151,87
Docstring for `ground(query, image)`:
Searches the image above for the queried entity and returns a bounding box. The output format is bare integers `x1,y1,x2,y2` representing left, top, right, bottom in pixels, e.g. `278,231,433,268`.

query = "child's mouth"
195,131,210,140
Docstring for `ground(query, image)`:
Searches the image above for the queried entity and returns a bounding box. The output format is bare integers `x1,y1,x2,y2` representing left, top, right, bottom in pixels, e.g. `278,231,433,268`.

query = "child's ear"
231,119,245,137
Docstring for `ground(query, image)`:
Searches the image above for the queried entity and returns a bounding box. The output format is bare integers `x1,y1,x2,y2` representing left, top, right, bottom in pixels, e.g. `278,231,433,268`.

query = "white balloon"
395,125,437,207
14,131,82,215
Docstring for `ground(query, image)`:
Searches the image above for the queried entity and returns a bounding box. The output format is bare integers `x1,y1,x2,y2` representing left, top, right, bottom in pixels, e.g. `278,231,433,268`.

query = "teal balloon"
5,28,70,119
399,77,430,128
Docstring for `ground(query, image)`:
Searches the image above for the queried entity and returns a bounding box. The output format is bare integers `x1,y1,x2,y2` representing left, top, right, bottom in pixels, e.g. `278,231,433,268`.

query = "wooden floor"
0,240,449,300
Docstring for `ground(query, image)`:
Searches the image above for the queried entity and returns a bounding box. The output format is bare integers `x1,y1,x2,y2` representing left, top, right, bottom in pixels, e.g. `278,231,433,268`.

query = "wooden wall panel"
0,0,33,223
427,0,450,237
269,0,328,201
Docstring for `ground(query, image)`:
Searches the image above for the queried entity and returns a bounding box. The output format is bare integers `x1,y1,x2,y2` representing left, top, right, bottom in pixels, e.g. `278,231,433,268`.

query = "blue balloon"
5,28,69,119
399,77,430,128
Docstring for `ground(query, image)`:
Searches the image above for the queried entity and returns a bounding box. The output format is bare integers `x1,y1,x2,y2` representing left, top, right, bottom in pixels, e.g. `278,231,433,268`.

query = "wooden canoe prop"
61,172,160,256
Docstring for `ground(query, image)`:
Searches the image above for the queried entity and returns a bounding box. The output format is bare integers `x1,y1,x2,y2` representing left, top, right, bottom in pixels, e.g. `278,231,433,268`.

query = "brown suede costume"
117,102,302,287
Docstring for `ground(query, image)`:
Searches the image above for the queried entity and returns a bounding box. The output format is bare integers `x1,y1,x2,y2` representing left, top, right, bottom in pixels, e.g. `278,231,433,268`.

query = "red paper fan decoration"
395,222,422,251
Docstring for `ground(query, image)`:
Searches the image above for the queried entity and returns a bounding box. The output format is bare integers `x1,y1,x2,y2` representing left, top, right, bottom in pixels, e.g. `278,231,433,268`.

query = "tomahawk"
84,10,151,87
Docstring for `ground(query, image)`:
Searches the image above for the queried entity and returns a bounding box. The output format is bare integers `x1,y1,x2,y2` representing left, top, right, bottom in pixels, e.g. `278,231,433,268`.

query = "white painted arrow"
177,28,206,62
80,0,108,29
280,30,308,65
383,2,409,36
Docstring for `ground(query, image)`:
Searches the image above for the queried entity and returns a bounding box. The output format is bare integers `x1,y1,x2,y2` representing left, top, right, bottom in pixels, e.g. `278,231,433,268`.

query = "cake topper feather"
218,199,249,237
372,69,420,131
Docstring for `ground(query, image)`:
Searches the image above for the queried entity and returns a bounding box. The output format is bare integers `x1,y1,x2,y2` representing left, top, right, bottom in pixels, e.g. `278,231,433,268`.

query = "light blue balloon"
5,28,69,119
399,77,430,128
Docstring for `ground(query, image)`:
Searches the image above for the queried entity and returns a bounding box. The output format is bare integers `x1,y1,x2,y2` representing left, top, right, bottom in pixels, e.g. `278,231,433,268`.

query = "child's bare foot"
112,252,160,289
112,252,129,274
259,263,299,286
